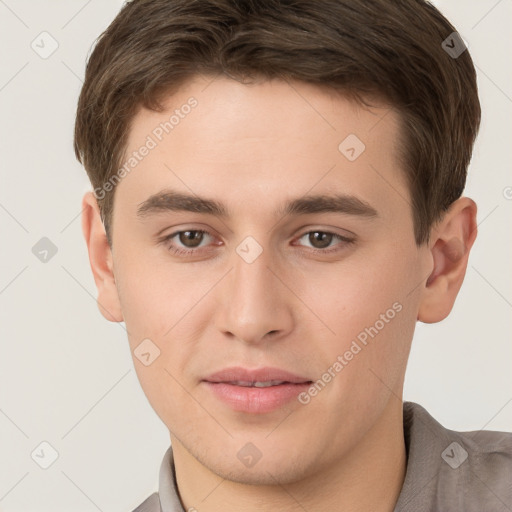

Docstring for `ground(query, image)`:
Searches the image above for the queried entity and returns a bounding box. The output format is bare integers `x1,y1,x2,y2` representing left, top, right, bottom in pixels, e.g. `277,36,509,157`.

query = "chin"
215,463,304,486
200,446,315,486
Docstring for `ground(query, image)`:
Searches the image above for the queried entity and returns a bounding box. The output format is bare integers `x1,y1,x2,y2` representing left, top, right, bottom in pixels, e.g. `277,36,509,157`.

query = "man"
75,0,512,510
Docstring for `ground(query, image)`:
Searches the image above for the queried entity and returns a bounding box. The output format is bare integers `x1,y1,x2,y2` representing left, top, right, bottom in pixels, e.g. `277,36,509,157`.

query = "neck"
172,399,406,512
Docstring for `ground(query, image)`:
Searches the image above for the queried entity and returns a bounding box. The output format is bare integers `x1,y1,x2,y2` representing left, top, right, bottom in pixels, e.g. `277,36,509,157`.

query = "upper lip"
203,366,312,384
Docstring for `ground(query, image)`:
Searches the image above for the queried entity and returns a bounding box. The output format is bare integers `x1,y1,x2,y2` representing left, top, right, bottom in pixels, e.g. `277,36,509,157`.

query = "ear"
81,191,124,322
418,197,477,323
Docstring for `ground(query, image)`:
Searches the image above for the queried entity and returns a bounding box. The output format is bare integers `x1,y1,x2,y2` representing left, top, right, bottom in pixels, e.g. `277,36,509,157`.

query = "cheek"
302,243,416,335
114,251,206,394
301,242,420,386
114,247,200,340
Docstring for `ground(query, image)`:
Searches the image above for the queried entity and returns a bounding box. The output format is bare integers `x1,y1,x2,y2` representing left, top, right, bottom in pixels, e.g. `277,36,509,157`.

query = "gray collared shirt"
132,401,512,511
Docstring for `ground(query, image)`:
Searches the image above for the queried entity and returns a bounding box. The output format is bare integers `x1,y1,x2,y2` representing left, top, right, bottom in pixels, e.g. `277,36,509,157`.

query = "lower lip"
203,381,311,413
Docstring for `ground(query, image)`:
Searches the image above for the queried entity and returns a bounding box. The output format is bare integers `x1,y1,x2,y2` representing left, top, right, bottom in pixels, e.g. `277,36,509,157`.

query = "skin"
82,75,477,511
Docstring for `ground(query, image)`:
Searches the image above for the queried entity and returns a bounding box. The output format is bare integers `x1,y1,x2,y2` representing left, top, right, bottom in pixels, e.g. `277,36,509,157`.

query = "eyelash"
158,229,355,257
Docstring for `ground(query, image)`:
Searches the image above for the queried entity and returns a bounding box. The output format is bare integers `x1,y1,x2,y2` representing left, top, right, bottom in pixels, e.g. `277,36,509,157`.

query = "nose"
214,238,294,346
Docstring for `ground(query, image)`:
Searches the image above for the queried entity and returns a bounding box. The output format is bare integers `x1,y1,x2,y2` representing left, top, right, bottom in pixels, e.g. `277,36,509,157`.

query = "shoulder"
395,401,512,512
131,492,161,512
447,418,512,507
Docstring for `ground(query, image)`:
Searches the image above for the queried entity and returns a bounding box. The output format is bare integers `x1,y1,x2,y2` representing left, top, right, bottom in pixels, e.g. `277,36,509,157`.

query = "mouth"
221,380,309,387
203,366,312,385
202,367,313,413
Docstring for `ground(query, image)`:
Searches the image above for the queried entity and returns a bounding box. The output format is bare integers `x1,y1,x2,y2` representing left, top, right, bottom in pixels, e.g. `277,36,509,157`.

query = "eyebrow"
136,189,378,220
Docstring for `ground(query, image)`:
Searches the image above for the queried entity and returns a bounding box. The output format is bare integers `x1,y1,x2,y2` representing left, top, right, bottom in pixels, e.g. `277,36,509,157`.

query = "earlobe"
418,197,477,324
81,191,124,323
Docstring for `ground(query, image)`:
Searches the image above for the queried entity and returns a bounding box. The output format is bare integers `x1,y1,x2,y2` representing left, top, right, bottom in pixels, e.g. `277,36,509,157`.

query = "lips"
203,366,312,385
202,367,313,413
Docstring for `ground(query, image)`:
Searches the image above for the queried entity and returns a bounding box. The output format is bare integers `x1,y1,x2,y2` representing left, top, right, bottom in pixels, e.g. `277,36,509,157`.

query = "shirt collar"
158,444,185,512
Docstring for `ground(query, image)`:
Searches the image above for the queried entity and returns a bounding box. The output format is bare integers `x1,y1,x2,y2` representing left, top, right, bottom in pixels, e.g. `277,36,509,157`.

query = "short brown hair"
74,0,480,246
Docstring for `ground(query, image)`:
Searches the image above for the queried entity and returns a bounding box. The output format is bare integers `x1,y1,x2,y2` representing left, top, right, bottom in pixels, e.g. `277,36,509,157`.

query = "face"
106,76,432,484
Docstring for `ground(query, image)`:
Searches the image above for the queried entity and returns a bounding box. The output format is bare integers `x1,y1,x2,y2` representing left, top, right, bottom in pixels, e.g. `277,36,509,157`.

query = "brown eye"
308,231,334,249
296,230,355,253
178,230,205,248
160,229,214,256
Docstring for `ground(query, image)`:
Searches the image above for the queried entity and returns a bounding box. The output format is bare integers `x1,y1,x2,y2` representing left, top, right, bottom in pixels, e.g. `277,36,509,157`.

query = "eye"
294,230,355,253
160,229,215,256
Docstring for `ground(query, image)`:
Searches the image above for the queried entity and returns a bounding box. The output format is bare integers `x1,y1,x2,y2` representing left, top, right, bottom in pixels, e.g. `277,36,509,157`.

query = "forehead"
129,75,398,146
116,75,409,225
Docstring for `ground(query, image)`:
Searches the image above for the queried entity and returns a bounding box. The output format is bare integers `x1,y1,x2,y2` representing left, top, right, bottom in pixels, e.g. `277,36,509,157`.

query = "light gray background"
0,0,510,510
